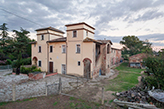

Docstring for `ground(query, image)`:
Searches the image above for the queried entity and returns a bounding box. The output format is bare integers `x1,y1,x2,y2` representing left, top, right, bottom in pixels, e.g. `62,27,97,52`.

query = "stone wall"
0,74,85,102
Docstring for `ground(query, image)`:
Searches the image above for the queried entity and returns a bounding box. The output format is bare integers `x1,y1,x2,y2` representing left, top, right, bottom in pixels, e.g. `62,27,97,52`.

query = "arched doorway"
32,57,38,66
83,58,92,79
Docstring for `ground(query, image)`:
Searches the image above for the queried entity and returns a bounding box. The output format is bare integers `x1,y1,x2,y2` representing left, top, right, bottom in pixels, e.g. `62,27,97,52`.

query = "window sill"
76,52,80,54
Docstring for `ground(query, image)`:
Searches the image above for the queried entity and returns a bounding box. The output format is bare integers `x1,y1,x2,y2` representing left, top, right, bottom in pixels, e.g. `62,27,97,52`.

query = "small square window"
73,30,77,37
41,35,44,40
78,61,80,66
50,46,53,52
38,60,41,67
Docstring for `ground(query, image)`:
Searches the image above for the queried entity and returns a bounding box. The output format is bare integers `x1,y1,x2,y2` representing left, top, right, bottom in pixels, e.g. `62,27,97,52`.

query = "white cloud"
0,0,164,48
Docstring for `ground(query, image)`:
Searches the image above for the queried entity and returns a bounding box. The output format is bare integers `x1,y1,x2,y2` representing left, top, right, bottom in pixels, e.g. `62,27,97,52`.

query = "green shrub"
144,76,158,89
20,67,31,74
31,65,36,70
20,66,41,74
32,68,41,72
144,56,164,89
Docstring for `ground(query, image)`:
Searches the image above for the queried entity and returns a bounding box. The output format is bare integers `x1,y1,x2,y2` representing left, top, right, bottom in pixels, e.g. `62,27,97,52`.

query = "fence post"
12,84,16,101
8,65,9,71
45,81,47,96
58,77,62,94
77,77,79,89
101,87,104,105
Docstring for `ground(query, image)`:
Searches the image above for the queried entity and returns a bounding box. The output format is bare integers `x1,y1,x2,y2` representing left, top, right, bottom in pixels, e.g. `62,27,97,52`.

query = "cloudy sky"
0,0,164,50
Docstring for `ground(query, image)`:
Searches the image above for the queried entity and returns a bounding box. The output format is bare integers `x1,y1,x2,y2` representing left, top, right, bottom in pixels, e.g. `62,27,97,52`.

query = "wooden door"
49,62,53,73
84,59,91,79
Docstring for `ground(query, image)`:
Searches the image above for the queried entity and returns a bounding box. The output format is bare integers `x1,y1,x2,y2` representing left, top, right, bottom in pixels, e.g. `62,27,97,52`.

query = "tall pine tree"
13,28,30,70
0,23,8,48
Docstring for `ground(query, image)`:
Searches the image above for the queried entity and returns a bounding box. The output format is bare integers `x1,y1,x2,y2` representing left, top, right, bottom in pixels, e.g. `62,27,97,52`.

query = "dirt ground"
67,69,120,108
0,95,110,109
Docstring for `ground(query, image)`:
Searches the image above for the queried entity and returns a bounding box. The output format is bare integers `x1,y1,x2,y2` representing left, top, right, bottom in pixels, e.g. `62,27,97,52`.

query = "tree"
12,28,30,72
0,23,8,47
158,49,164,59
27,39,36,57
120,35,152,60
144,55,164,89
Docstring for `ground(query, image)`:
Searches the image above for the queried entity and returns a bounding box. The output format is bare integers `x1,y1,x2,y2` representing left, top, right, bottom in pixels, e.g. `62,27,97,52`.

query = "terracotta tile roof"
83,37,102,44
111,47,122,51
65,22,95,30
129,53,147,63
97,40,113,45
35,27,64,34
47,37,66,43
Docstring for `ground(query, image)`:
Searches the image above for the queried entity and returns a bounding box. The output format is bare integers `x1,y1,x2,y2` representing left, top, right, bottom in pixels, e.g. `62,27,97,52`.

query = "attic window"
73,30,77,37
41,34,44,40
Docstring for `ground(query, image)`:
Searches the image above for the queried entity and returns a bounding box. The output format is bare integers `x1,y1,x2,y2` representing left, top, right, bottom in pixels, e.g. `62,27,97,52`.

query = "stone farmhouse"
110,47,122,66
30,22,121,79
129,53,147,68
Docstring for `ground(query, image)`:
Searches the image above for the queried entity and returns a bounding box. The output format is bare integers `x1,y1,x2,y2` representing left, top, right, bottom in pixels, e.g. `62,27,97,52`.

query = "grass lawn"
105,62,144,92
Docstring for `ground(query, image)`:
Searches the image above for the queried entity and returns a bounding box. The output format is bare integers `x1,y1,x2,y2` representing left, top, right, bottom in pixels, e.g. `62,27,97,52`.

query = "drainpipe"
65,26,68,75
47,30,50,73
66,41,67,74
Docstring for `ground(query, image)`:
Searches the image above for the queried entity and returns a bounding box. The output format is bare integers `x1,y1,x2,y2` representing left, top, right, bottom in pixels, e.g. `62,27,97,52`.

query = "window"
76,44,80,53
50,46,53,53
107,44,110,54
38,46,41,53
62,64,66,74
62,45,66,53
38,60,41,67
73,30,77,37
34,44,36,47
86,31,88,36
78,61,80,66
41,34,44,40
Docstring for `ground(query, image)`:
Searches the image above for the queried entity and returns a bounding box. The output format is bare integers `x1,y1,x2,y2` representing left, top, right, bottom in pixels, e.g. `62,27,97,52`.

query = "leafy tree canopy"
144,56,164,89
120,35,153,60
